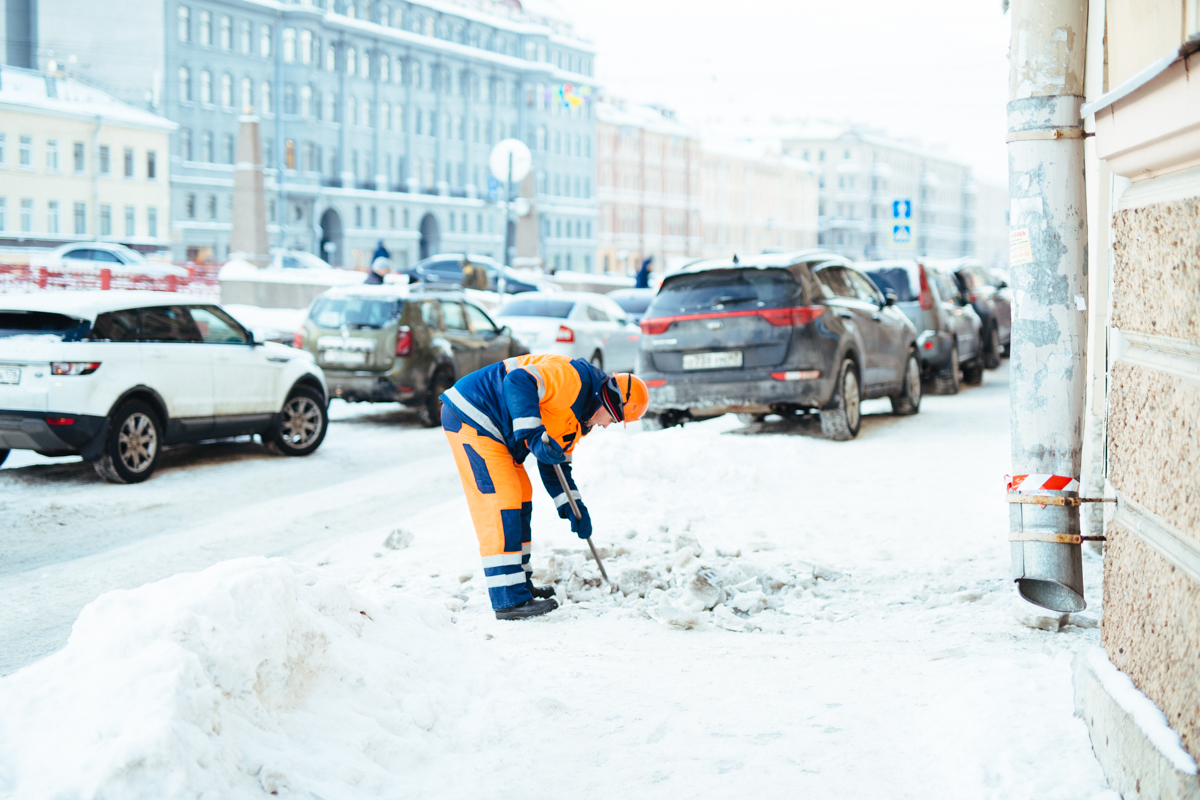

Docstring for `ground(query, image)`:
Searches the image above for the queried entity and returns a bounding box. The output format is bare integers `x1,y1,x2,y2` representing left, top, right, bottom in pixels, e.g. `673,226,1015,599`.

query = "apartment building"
30,0,598,268
0,66,174,250
594,100,701,275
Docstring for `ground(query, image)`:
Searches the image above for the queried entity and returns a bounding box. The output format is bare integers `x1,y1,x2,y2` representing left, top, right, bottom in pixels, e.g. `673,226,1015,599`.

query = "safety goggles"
599,375,629,422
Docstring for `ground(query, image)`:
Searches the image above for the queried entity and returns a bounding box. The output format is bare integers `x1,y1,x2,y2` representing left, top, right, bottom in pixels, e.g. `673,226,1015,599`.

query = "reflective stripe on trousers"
442,405,533,609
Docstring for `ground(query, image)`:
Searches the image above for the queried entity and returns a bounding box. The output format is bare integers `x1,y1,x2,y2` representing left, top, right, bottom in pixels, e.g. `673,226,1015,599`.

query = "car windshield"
498,299,576,318
864,268,916,302
646,269,797,316
0,310,91,341
612,294,654,314
309,297,402,329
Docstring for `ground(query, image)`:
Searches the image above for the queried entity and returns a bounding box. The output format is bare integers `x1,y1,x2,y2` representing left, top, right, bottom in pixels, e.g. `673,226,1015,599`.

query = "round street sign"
489,139,532,184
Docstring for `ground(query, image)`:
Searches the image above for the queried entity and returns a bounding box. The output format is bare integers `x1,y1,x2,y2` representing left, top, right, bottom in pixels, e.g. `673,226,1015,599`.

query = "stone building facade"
594,100,701,276
699,141,819,261
30,0,597,269
779,125,978,263
0,66,174,251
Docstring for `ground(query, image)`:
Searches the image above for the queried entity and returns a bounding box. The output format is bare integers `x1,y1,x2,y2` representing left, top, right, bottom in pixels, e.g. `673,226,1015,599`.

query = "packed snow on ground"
0,370,1120,798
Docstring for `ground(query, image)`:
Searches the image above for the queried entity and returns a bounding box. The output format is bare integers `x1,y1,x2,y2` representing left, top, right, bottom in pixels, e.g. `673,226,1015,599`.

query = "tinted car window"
928,271,962,304
191,306,250,344
499,299,576,318
815,267,857,299
91,249,123,264
310,297,401,329
465,303,497,333
426,259,463,276
442,302,468,331
90,309,139,342
61,249,91,260
647,269,797,316
847,270,883,305
612,294,653,315
0,311,90,341
864,268,915,302
586,305,609,322
140,306,201,343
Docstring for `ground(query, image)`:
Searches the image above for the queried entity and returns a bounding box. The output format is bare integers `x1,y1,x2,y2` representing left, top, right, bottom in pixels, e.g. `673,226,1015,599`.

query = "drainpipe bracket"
1010,531,1084,544
1005,128,1085,143
1008,495,1118,507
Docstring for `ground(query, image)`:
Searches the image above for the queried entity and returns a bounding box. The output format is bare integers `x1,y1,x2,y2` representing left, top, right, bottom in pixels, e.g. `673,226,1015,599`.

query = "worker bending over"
440,354,648,620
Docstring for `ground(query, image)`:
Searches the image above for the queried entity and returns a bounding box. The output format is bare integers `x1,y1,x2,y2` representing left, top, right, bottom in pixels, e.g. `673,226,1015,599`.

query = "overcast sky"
555,0,1012,186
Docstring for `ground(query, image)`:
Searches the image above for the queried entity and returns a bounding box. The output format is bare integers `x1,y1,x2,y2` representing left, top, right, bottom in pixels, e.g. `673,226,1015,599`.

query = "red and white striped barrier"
1006,474,1080,494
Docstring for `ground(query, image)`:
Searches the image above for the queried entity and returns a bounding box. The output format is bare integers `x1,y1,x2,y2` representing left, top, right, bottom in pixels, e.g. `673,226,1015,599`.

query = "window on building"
99,204,111,235
241,78,252,112
282,27,296,62
74,202,86,234
380,54,389,81
177,5,190,41
260,81,272,114
221,73,233,108
200,70,212,104
207,195,218,220
354,205,362,227
46,201,59,234
185,194,196,219
98,145,110,174
120,147,133,178
124,206,135,237
180,129,192,161
347,47,356,76
223,134,234,164
17,198,33,232
18,136,32,168
198,10,211,45
45,139,59,172
260,24,272,57
284,84,296,114
201,131,213,162
300,85,312,117
0,134,6,165
219,15,232,49
300,29,313,64
326,45,336,71
147,207,158,238
239,20,251,52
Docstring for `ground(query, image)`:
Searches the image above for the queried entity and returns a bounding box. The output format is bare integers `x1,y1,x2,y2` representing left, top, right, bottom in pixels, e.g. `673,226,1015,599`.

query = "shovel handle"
543,434,609,585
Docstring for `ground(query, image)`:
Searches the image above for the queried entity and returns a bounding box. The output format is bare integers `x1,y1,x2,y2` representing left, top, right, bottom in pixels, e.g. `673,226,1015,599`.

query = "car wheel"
266,386,328,456
961,356,984,386
0,449,9,467
94,400,162,484
983,326,1002,370
889,350,922,416
590,350,604,370
418,368,454,428
932,346,961,395
819,358,861,441
736,413,766,425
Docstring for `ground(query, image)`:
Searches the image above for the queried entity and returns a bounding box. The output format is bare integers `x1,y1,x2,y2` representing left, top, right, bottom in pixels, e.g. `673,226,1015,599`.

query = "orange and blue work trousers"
442,405,534,609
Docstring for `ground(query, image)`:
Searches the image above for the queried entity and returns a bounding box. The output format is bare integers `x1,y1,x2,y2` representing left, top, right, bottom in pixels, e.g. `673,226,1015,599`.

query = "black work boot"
495,597,559,620
526,580,556,600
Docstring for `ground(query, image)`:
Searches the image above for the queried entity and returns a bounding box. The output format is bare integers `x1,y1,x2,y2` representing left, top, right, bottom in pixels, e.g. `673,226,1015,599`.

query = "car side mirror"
500,325,512,337
250,329,265,346
883,290,898,307
996,280,1008,289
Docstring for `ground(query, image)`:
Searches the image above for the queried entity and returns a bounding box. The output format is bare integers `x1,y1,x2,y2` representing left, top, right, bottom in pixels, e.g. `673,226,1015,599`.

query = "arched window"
347,47,356,76
260,81,272,114
259,24,271,57
199,70,212,104
300,30,312,64
380,55,389,81
412,61,422,88
241,78,253,112
326,46,336,72
360,52,369,78
178,67,191,102
347,97,357,126
394,57,404,84
221,73,233,108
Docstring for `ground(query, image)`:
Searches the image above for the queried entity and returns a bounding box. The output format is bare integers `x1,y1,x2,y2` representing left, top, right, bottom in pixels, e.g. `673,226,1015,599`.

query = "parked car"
295,284,526,426
272,249,335,271
34,242,187,277
495,291,642,372
940,258,1011,369
636,251,921,439
0,291,328,481
608,288,658,324
862,260,983,394
404,254,557,295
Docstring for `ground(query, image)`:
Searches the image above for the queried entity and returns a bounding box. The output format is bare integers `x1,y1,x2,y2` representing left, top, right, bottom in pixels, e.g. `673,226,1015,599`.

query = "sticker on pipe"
1009,229,1034,266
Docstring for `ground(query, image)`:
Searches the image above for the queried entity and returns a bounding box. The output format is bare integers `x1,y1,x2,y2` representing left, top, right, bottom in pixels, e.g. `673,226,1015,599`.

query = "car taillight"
770,370,820,381
293,330,304,349
556,325,575,343
918,265,934,311
640,318,671,335
50,362,100,376
645,378,667,388
396,326,412,356
757,306,826,327
46,416,75,425
968,291,980,303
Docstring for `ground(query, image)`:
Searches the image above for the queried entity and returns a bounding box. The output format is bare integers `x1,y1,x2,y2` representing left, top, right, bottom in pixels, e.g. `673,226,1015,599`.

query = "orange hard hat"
600,373,649,425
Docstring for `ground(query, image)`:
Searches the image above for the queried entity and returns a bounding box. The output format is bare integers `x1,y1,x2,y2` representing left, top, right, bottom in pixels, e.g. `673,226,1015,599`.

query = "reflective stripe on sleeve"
485,571,529,588
524,364,546,400
481,553,525,568
503,357,521,371
552,490,582,508
443,387,506,441
512,416,542,432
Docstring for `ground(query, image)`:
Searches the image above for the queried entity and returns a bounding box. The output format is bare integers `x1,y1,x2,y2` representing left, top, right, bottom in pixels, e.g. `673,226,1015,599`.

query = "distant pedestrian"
372,240,390,263
635,256,652,289
365,257,390,284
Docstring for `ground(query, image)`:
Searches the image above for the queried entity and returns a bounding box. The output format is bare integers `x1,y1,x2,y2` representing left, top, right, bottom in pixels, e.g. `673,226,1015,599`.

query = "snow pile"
0,557,523,799
534,529,841,633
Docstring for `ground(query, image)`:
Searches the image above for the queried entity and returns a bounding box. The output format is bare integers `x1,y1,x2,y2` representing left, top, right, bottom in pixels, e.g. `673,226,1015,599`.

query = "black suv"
637,251,921,440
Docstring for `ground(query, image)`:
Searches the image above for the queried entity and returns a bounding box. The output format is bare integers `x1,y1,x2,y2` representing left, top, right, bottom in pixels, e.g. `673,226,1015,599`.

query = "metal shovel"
543,435,611,586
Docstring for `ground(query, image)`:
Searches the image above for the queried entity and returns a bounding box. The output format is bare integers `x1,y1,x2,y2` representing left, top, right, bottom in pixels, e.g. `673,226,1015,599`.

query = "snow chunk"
383,528,414,550
1011,596,1069,632
648,602,701,631
729,590,769,616
0,557,513,798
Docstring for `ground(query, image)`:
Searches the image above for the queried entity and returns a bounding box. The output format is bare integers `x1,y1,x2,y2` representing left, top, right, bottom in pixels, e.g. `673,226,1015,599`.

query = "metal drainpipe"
1006,0,1090,612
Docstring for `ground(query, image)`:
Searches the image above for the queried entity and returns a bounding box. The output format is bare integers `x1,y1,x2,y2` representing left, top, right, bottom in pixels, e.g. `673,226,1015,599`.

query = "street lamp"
488,138,532,296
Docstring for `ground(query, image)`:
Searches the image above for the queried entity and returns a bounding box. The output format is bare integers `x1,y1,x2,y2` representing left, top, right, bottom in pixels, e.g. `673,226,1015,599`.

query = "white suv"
0,291,329,483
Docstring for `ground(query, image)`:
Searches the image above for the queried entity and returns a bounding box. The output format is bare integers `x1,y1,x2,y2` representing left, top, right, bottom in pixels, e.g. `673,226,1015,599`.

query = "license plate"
682,351,743,370
0,367,20,385
323,349,366,365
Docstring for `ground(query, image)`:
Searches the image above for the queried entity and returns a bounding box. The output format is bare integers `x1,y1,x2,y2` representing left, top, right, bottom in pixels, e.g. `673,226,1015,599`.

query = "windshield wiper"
712,295,758,307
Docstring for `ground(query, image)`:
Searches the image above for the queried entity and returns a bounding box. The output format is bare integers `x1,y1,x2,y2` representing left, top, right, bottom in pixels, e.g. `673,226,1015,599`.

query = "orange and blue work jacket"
440,354,606,505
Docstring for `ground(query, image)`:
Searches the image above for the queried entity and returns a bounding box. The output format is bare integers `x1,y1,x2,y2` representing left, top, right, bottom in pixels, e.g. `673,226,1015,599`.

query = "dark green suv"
295,285,527,426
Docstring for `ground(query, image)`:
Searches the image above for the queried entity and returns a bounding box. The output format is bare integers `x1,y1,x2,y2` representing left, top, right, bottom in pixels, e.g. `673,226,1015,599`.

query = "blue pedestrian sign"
487,176,501,202
891,199,914,248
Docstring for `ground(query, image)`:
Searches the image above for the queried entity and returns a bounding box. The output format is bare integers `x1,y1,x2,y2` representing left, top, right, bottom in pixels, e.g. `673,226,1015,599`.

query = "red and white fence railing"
0,263,221,298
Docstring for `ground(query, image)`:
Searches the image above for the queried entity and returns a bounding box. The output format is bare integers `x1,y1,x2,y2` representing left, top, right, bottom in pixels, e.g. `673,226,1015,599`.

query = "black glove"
558,500,592,539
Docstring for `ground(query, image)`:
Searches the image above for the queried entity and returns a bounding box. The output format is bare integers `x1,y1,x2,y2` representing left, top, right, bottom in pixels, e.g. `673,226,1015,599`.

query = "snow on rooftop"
0,66,175,132
596,101,698,139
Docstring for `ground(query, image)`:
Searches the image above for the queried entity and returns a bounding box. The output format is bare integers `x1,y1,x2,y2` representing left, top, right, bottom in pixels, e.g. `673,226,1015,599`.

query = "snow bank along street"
0,365,1117,798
